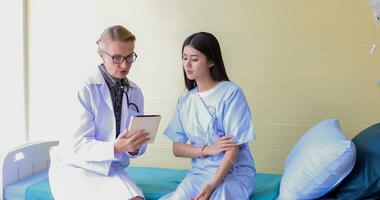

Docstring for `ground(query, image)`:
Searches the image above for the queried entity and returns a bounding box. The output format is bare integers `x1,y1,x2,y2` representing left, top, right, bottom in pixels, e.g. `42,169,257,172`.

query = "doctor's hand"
114,129,151,153
203,136,238,156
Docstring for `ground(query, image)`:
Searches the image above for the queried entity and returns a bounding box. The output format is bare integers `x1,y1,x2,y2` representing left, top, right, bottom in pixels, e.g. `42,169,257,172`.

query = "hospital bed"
0,141,282,200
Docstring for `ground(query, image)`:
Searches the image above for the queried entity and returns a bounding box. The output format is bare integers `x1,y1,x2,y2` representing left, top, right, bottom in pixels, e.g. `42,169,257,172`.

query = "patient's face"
182,45,213,81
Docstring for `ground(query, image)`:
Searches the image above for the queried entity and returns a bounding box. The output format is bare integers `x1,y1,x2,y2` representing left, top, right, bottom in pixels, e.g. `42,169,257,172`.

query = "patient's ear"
208,60,214,68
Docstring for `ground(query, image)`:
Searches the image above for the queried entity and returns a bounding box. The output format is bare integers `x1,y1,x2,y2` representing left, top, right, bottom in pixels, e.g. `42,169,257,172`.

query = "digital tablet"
128,115,161,143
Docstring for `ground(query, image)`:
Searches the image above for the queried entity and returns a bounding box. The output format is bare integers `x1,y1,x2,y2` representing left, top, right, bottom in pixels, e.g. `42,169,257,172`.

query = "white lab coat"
49,68,146,200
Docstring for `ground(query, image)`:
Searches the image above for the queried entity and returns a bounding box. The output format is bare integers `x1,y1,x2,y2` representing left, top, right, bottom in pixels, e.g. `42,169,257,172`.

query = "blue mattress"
4,167,281,200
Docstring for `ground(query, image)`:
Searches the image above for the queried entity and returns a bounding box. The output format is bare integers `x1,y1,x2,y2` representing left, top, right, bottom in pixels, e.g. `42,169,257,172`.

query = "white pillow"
277,119,356,200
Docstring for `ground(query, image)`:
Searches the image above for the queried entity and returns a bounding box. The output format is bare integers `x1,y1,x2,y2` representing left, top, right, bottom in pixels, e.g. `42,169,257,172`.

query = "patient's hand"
203,135,237,156
114,129,150,153
193,182,217,200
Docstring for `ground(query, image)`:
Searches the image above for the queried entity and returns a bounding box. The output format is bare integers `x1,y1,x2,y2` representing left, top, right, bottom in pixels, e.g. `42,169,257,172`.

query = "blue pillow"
277,119,356,199
328,123,380,199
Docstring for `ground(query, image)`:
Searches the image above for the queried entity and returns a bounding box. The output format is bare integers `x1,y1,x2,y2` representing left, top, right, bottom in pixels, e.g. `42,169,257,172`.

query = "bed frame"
0,140,58,200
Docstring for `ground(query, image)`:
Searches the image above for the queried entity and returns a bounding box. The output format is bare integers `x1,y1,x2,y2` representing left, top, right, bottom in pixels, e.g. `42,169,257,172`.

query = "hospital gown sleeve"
163,97,188,143
223,87,256,144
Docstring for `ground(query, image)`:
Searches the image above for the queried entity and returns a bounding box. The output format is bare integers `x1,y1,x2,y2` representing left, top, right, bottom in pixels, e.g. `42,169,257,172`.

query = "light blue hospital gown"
160,81,256,200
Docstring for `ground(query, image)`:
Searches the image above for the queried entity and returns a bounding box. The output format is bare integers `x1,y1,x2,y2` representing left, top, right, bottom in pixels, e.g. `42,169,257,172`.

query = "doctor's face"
100,40,135,79
182,45,213,81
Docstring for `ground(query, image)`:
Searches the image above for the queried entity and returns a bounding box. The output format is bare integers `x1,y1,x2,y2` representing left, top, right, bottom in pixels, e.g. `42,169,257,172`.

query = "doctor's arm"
60,87,120,176
70,86,123,162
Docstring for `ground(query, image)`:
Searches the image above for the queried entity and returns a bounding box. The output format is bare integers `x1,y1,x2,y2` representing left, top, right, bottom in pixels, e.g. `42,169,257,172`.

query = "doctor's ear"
97,47,103,57
98,48,105,59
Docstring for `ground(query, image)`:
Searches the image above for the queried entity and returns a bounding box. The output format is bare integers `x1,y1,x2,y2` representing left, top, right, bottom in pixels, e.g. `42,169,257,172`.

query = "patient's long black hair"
182,32,230,91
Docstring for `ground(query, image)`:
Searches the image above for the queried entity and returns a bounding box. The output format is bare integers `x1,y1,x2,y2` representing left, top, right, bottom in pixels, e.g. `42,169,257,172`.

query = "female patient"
160,32,256,200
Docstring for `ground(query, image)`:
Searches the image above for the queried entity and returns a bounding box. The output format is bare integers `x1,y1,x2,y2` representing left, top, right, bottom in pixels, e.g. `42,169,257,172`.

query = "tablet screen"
128,115,161,143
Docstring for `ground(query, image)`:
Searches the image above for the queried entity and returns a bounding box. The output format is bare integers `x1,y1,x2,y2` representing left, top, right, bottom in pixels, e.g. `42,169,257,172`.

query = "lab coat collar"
88,65,138,89
87,66,139,117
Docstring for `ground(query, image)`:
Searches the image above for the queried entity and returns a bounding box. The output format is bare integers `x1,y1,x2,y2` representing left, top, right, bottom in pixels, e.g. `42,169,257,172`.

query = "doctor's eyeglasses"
102,50,138,64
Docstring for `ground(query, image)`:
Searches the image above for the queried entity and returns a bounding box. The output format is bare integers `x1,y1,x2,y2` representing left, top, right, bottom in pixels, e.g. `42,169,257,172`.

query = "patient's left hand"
193,182,217,200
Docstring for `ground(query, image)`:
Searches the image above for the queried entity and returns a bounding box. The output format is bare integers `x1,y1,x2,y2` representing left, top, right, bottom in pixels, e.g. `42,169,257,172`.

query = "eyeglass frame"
101,50,138,64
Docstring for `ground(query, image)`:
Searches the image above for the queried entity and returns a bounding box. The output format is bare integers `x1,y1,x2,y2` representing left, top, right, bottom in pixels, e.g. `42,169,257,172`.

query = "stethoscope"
99,64,140,113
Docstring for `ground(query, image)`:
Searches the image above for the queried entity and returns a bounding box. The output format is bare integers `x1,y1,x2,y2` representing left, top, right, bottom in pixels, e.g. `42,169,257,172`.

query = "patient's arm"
172,136,237,158
172,142,204,158
209,146,239,186
194,146,239,200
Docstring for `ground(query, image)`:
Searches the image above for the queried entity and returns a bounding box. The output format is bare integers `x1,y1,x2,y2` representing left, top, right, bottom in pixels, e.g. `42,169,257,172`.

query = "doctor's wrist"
128,149,139,156
114,141,123,154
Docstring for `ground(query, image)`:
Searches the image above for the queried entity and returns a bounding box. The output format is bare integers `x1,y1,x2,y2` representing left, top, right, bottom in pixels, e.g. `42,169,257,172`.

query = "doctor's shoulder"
127,79,143,96
77,76,96,93
71,72,102,102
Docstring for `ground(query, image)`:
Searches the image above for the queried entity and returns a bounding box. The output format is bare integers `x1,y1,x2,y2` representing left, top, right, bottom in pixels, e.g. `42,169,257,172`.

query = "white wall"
27,0,191,165
0,0,26,153
26,1,380,173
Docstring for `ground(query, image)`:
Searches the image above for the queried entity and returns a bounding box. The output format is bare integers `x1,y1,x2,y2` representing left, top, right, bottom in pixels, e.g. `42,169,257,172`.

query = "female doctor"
49,25,150,200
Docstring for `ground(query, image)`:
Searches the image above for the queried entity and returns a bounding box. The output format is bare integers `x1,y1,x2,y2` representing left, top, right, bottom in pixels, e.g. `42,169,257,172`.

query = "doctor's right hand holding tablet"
115,114,161,154
114,129,151,154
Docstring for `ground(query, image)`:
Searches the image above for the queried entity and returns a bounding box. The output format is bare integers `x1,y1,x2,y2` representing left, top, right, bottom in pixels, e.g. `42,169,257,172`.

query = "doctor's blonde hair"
96,25,136,51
